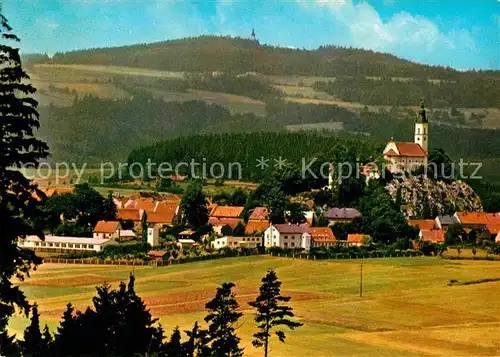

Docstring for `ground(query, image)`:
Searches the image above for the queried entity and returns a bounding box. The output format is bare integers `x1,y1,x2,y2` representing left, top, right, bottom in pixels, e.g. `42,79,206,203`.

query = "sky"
3,0,499,70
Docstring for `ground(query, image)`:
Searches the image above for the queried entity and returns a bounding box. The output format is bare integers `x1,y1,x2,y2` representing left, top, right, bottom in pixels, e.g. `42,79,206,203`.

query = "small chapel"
382,102,429,173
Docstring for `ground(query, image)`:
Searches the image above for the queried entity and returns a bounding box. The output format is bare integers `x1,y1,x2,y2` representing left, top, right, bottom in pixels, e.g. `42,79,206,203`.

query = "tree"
21,304,45,356
102,191,117,221
286,202,306,224
53,304,79,356
181,181,209,230
445,223,466,245
248,270,303,357
183,321,210,357
0,13,49,355
41,324,52,355
233,222,246,236
141,211,148,241
228,188,248,206
165,326,183,356
265,187,288,224
204,282,243,356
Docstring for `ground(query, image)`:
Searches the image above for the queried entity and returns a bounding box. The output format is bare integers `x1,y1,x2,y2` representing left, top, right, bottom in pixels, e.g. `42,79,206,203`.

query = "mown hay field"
11,255,500,356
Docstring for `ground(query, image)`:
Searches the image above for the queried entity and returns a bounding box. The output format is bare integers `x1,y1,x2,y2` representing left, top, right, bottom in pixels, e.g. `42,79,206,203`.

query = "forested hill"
43,36,496,80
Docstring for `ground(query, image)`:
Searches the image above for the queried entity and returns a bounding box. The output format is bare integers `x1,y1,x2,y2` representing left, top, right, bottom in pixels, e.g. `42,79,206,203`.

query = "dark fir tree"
165,326,183,356
41,324,52,356
53,303,79,356
248,270,303,357
265,186,288,224
102,191,118,221
21,304,45,356
286,202,306,224
233,222,246,236
0,12,49,356
204,282,243,356
180,181,209,230
183,321,210,357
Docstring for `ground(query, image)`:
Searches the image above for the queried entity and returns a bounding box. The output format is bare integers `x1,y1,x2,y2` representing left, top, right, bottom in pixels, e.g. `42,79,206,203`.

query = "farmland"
11,256,500,356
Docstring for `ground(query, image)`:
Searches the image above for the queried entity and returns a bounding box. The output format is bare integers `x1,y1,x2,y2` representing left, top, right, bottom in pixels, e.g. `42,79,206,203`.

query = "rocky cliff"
386,177,483,219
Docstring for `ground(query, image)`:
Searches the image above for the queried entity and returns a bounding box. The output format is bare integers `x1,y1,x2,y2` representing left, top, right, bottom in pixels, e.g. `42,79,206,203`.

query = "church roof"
416,101,428,123
384,149,398,157
385,142,427,157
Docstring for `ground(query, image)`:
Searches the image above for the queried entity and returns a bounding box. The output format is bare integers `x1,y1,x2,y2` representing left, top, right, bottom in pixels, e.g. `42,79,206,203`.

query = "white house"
147,224,160,247
18,235,115,252
93,221,121,240
211,236,262,249
263,224,311,251
382,102,429,173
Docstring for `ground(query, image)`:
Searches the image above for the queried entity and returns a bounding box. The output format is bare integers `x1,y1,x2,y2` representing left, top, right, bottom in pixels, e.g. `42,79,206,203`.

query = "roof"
178,238,196,244
386,142,427,157
22,235,111,245
309,227,336,243
245,220,269,234
324,208,361,220
147,250,168,258
347,234,370,243
124,198,156,211
146,210,176,224
383,149,399,157
209,217,244,229
420,229,445,243
179,230,196,236
249,207,269,221
455,212,488,225
93,221,120,234
210,206,244,218
120,230,136,237
408,220,436,230
272,223,309,234
117,208,142,221
436,215,459,226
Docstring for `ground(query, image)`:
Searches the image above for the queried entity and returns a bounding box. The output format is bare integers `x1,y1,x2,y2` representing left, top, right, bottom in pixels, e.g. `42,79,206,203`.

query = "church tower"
414,101,429,152
250,28,256,41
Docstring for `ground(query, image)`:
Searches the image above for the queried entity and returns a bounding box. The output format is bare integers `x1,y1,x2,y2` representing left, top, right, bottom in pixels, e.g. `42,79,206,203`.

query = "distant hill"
42,36,498,80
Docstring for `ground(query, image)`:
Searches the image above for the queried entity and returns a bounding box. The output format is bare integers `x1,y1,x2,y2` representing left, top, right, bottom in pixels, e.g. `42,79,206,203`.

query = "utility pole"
360,263,363,297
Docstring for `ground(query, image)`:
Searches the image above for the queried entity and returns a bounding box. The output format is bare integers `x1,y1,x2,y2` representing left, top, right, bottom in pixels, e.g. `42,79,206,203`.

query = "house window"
291,242,295,247
284,242,288,247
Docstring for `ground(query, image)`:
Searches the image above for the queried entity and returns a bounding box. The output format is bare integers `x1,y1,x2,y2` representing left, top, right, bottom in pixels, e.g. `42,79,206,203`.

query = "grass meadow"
11,256,500,356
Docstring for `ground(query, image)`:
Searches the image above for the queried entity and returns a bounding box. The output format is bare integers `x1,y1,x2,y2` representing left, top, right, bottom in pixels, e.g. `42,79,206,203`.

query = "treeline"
42,35,499,80
38,95,250,163
185,72,282,101
127,132,378,181
313,76,500,108
5,271,302,357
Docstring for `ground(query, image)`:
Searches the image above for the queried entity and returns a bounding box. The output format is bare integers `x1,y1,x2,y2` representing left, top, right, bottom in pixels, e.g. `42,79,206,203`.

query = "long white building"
18,235,116,252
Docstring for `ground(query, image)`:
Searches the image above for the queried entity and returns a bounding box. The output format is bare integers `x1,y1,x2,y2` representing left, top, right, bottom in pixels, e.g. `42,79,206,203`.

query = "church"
382,102,429,173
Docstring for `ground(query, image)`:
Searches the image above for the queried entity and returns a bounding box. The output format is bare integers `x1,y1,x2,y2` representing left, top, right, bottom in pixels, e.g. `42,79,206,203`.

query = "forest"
40,36,499,81
38,94,500,183
313,76,500,108
127,132,377,181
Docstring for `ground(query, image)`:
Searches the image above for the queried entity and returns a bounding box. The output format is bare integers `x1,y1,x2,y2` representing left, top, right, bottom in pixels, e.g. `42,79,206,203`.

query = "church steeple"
416,100,428,123
250,28,256,41
414,101,429,152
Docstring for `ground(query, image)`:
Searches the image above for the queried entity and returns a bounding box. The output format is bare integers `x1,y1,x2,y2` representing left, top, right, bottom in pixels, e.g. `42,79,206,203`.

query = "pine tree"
165,326,183,356
249,270,303,357
180,181,209,230
53,303,78,356
204,282,243,356
102,191,117,221
41,324,52,356
22,304,44,356
0,12,49,355
183,321,210,357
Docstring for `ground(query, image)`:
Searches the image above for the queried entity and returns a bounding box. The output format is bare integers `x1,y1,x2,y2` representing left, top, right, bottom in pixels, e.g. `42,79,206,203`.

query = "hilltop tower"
250,28,256,41
414,101,429,153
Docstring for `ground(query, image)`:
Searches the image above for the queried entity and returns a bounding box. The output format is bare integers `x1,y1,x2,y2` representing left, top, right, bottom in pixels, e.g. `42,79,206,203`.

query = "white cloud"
303,0,479,62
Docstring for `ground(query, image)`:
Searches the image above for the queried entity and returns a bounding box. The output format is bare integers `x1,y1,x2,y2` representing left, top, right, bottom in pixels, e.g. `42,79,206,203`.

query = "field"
11,256,500,356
